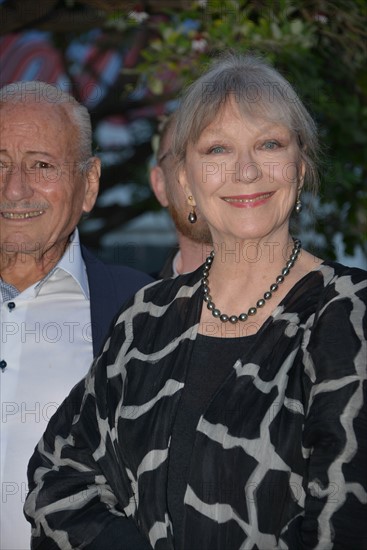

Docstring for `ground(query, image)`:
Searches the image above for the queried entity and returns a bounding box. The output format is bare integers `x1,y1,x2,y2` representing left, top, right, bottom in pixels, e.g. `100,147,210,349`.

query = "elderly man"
150,114,212,277
0,81,152,549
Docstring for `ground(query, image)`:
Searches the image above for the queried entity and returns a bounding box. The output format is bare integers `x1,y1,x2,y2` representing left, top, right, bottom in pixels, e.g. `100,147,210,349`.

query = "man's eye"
35,161,52,169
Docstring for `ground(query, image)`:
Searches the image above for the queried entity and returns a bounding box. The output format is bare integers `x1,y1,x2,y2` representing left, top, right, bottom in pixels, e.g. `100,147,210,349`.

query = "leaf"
290,19,303,35
148,77,164,95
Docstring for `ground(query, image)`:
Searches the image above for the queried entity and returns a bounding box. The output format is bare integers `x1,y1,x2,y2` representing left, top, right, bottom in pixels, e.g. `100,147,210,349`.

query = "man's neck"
175,233,211,275
0,242,67,292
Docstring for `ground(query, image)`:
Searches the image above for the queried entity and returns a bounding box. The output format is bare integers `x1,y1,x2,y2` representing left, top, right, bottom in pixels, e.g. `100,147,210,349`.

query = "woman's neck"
198,239,322,337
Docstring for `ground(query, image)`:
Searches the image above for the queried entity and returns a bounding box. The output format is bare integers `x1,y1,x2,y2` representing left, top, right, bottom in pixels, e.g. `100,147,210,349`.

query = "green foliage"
124,0,367,261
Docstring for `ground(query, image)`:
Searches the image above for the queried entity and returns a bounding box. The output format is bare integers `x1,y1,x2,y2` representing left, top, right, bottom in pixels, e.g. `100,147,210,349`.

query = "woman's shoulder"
139,265,203,299
306,260,367,315
112,265,203,324
321,259,366,275
318,260,367,287
282,258,366,320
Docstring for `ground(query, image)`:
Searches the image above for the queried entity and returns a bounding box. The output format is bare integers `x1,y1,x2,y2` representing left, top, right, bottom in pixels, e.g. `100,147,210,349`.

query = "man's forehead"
1,101,65,123
1,121,41,133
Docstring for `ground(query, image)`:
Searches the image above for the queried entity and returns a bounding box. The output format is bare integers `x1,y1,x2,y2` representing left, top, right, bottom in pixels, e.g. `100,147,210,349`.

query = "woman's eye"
263,140,280,150
209,145,225,154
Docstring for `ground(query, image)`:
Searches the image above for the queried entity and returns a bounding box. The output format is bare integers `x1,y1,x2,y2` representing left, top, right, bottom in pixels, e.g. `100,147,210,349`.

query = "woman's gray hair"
172,52,319,193
0,81,92,169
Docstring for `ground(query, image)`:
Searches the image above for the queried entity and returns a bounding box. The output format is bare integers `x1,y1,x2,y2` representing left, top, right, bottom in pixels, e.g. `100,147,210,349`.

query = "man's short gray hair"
0,81,92,167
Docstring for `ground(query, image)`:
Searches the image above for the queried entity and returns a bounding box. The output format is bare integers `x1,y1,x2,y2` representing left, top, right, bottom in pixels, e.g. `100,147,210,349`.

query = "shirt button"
0,360,7,371
7,302,16,311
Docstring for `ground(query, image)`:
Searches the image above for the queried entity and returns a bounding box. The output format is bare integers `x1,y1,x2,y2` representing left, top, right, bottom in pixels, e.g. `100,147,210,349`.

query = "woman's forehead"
195,101,292,140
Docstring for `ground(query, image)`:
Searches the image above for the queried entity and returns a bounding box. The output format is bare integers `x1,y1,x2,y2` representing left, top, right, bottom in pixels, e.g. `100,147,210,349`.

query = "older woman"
25,53,366,550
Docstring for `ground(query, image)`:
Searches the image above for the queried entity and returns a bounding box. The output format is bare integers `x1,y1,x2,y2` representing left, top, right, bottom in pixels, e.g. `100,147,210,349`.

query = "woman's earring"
295,190,302,214
188,207,197,224
187,195,197,224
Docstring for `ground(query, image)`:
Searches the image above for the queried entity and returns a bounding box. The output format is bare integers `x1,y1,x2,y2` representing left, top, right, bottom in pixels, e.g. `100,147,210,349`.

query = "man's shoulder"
102,262,153,285
81,245,153,291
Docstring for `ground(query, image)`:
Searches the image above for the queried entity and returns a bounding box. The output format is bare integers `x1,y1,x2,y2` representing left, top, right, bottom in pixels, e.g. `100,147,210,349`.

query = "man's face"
0,101,99,260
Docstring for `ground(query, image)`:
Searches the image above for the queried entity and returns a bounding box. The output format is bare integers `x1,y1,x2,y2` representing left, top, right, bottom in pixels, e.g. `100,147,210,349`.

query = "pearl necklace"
202,239,302,324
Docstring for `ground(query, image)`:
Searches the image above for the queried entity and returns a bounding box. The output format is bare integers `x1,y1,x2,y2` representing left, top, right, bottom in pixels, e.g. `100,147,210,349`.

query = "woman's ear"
178,165,196,206
298,158,306,189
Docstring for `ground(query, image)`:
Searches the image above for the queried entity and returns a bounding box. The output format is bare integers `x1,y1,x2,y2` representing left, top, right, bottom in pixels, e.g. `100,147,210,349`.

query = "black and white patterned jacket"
25,261,367,550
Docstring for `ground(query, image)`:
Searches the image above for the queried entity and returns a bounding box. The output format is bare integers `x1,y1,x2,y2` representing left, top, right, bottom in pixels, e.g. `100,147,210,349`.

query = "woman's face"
179,100,304,247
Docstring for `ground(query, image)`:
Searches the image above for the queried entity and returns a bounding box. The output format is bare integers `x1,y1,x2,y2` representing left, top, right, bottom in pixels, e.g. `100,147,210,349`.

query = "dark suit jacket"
82,246,153,356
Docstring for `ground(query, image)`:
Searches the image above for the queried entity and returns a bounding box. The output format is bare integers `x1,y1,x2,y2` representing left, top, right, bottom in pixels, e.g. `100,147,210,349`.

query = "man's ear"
150,166,169,207
82,157,100,213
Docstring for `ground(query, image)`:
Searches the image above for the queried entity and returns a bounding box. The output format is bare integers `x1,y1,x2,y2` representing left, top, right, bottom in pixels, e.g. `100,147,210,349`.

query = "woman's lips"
222,192,274,207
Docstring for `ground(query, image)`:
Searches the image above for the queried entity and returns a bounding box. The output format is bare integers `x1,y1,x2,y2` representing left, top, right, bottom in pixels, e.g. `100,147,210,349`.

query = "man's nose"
1,163,34,201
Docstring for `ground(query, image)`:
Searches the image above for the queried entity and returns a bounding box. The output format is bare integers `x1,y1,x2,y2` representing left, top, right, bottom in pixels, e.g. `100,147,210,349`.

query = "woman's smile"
222,192,274,207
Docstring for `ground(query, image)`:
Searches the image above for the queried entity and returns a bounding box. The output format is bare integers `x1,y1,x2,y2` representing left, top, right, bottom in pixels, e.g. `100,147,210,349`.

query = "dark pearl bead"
0,360,7,371
8,302,16,310
202,241,301,324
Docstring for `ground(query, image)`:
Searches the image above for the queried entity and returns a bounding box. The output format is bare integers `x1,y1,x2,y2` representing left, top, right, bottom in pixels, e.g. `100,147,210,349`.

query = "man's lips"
1,210,45,219
222,192,274,205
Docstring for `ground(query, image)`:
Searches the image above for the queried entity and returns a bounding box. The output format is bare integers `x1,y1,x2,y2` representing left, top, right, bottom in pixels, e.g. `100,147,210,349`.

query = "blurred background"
0,0,366,273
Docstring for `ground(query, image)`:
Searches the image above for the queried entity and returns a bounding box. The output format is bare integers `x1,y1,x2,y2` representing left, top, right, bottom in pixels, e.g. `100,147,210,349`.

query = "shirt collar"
35,229,90,299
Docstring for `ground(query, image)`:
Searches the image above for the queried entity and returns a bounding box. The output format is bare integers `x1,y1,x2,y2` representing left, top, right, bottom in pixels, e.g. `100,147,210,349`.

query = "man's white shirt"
0,230,94,549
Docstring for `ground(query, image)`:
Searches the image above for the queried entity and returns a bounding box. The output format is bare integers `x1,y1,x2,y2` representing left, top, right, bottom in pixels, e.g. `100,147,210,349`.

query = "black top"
25,261,367,550
167,333,256,549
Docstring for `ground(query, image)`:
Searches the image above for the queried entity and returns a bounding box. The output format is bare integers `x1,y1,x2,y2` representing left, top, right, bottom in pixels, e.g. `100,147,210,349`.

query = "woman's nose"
240,161,261,182
233,150,261,183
